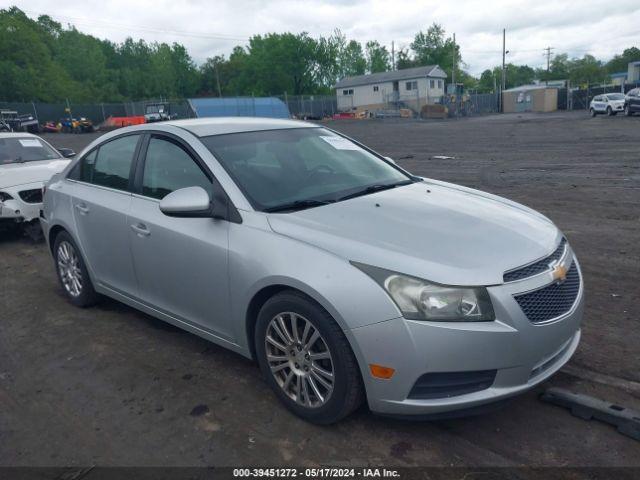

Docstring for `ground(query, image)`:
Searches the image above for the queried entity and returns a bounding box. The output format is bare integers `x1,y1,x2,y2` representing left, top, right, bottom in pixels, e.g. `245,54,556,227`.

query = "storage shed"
502,85,558,113
188,97,290,119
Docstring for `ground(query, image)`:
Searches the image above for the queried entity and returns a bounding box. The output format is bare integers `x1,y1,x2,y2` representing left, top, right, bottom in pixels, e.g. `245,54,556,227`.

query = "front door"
127,134,232,339
71,134,141,295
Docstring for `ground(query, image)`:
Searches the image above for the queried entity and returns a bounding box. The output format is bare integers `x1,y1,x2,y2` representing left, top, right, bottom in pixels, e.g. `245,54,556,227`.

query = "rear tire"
255,290,364,424
53,231,99,307
589,108,596,117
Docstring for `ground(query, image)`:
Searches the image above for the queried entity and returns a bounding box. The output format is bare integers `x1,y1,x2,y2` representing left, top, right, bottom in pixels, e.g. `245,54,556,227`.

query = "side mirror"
159,186,212,217
384,156,396,164
58,148,76,158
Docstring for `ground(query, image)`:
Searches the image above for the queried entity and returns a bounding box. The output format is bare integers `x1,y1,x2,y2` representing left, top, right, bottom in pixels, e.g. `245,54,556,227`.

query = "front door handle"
75,203,89,214
130,223,151,237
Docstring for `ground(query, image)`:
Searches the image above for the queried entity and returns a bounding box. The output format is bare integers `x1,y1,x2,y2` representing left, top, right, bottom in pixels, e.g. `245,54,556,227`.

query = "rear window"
74,135,140,191
0,137,60,164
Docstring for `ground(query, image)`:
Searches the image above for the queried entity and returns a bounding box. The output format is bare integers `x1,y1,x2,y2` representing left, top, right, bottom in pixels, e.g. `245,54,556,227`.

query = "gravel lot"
1,111,639,467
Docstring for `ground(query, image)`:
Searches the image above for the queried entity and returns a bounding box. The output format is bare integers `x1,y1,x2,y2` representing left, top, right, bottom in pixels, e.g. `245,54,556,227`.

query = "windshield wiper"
263,199,335,213
336,180,413,202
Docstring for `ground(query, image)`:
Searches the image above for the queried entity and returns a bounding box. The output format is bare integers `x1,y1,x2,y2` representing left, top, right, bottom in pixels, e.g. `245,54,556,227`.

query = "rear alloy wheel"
590,108,596,117
255,291,364,424
54,231,99,307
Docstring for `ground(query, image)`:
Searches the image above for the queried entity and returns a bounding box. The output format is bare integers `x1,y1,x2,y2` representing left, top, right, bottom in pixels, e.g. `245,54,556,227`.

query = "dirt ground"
1,111,638,467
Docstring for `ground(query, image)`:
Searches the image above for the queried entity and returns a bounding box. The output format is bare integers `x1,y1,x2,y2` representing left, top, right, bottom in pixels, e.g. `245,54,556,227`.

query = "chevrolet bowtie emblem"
552,264,568,283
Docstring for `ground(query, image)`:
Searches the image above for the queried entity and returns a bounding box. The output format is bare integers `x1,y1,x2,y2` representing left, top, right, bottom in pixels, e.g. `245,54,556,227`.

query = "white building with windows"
334,65,447,113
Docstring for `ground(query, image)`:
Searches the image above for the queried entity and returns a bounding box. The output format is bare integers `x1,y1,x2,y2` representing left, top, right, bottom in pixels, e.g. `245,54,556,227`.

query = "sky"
4,0,640,76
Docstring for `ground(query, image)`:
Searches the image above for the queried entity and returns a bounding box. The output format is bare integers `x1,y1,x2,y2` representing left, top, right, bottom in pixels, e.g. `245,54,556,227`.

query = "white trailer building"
334,65,447,113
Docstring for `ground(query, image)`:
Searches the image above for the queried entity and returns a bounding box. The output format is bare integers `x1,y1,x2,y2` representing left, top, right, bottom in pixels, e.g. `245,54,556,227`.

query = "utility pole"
544,46,554,86
501,28,506,112
214,65,222,97
391,41,395,70
451,33,456,88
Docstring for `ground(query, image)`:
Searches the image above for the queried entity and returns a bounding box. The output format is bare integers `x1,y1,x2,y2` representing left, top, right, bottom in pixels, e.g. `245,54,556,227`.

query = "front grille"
408,370,497,400
18,188,43,204
503,238,566,282
514,263,581,323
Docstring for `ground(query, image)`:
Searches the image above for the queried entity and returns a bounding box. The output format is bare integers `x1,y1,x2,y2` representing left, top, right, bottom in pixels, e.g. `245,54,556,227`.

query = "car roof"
163,117,317,137
0,132,38,139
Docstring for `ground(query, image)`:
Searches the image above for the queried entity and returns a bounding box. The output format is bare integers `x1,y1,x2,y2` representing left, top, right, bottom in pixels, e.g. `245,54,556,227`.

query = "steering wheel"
305,164,336,182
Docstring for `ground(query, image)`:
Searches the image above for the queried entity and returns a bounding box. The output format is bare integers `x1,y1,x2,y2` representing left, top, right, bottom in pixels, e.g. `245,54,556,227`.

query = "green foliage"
400,24,461,78
0,7,637,102
365,41,390,73
0,6,199,102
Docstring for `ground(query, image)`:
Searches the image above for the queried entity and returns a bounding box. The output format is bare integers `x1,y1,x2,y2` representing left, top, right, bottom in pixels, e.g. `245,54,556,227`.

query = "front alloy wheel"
265,312,334,408
255,291,364,424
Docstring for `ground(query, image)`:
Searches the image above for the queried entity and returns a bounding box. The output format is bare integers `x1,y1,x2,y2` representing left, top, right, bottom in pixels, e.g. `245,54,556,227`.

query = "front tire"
624,105,633,116
606,106,613,116
53,231,99,307
255,291,364,424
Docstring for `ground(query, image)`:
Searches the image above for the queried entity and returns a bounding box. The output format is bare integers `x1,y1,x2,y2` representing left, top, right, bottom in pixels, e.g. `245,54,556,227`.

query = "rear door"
127,133,233,339
69,133,142,295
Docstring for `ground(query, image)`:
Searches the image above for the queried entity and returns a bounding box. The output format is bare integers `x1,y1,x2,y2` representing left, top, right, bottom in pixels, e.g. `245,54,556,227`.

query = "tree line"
0,6,637,103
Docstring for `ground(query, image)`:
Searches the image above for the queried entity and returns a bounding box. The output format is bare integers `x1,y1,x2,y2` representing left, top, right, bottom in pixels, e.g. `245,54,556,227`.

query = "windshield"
0,137,60,165
201,127,413,211
607,94,625,100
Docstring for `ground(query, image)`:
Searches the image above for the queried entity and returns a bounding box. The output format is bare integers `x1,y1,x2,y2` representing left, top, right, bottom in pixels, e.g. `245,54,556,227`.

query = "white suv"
590,93,625,116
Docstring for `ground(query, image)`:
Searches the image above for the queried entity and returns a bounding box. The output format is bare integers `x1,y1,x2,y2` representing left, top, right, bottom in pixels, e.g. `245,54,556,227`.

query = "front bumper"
349,252,584,416
0,182,44,222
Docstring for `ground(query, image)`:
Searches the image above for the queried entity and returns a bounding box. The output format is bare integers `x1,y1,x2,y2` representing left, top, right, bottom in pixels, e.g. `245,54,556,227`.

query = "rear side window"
82,135,139,191
141,136,212,200
77,150,97,182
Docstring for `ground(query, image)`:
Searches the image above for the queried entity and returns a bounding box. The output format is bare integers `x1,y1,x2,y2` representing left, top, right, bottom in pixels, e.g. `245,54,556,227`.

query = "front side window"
141,136,212,200
202,128,412,212
0,137,60,165
86,135,139,190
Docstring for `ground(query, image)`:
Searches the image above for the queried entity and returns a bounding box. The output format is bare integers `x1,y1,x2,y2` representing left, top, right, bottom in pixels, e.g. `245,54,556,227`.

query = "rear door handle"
130,223,151,237
75,203,89,214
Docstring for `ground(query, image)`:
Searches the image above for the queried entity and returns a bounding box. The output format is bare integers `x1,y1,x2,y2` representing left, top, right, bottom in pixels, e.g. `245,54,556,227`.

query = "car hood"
0,159,70,189
267,180,560,286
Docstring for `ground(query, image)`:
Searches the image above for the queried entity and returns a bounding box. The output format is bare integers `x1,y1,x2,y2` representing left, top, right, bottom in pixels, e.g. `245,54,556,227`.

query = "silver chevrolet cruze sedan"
41,118,584,424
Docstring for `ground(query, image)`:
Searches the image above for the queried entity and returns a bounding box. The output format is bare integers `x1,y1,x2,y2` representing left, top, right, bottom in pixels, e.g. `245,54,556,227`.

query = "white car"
0,132,74,230
589,93,626,116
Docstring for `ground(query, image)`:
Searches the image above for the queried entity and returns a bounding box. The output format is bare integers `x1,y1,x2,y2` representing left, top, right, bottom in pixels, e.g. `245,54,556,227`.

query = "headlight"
353,262,495,322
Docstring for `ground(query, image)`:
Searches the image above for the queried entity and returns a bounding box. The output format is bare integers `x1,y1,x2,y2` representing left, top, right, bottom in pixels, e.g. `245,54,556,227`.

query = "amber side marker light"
369,364,395,379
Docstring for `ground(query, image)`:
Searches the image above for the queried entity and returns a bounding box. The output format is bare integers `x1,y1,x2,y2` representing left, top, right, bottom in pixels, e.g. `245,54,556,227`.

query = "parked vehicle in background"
0,132,74,236
590,93,625,116
41,118,584,424
59,117,96,134
624,88,640,116
0,110,40,133
144,102,172,123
